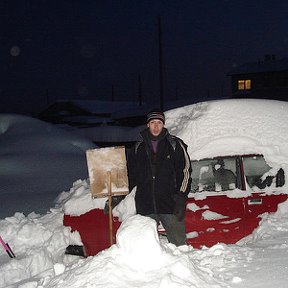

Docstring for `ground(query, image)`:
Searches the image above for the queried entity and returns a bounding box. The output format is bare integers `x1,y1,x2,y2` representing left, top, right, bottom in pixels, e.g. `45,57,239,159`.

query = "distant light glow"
10,46,21,56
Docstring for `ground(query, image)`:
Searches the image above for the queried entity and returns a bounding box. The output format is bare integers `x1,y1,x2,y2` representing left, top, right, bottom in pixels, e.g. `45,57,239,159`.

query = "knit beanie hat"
146,109,165,124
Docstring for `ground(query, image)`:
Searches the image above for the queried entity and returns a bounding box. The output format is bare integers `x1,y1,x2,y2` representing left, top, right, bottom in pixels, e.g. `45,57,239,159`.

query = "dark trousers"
146,213,186,246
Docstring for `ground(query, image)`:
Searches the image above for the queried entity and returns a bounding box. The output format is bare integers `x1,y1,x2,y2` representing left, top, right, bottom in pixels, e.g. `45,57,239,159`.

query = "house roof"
68,100,141,114
228,57,288,75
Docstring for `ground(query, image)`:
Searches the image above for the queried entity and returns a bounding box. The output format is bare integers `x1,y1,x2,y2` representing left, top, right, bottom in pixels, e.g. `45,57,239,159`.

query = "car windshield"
191,157,238,193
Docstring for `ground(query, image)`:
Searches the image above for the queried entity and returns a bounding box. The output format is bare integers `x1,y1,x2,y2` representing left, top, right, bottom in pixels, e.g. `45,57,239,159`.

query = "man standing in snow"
128,109,192,246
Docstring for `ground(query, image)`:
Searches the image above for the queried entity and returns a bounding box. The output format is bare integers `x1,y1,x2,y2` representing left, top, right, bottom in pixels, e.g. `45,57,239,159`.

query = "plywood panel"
86,146,129,198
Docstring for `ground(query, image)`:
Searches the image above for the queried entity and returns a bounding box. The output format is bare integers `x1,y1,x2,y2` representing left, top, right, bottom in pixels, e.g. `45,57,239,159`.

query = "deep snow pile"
0,114,96,218
0,209,82,288
38,213,223,288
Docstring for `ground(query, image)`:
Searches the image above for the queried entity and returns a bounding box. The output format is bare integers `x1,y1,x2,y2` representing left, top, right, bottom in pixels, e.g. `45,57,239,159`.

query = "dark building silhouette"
228,55,288,101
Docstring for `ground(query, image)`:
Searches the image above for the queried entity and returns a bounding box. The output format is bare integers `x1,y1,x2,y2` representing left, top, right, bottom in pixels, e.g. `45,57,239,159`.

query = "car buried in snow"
168,99,288,248
64,99,288,255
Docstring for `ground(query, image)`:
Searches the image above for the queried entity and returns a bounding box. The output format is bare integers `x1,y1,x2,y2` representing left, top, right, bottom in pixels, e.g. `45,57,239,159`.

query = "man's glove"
173,194,187,221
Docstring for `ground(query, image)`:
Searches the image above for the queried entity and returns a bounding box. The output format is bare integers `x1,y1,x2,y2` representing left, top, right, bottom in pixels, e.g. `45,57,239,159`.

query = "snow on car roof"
165,98,288,166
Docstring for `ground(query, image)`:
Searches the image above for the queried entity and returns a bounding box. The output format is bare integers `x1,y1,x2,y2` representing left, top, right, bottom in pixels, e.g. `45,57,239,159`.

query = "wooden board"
86,146,129,198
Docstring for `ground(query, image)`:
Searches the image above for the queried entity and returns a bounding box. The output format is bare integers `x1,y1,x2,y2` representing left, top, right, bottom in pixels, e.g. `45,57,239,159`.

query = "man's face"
147,119,164,136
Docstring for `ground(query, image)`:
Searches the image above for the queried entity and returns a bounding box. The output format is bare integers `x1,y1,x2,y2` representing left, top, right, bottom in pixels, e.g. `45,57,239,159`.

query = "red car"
64,99,288,255
64,153,286,255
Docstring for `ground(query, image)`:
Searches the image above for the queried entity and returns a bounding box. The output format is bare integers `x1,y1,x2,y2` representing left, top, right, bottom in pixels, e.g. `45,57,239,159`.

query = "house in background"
38,99,145,128
228,55,288,101
38,98,196,128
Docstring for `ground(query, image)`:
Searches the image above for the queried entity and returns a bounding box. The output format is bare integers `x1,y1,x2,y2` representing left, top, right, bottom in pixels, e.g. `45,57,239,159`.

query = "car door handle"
248,199,263,205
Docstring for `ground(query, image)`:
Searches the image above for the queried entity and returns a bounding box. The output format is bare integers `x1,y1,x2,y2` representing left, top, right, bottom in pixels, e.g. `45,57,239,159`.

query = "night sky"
1,0,288,115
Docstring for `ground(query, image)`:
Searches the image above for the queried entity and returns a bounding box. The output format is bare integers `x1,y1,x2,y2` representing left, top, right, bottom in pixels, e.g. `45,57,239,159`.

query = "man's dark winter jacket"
128,128,192,215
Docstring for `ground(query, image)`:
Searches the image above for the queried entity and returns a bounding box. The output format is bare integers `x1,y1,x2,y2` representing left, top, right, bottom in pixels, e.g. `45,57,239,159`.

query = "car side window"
191,157,238,193
243,155,285,191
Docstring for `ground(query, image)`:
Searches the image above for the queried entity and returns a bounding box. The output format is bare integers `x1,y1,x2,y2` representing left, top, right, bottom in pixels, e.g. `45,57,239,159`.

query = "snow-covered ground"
1,181,288,288
1,99,288,287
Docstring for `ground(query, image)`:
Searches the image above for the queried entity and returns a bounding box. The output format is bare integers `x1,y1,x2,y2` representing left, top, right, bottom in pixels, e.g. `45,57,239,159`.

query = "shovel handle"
0,235,16,258
0,235,9,250
6,243,16,258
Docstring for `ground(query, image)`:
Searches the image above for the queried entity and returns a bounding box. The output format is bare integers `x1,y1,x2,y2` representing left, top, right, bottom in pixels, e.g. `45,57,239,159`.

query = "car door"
186,156,246,248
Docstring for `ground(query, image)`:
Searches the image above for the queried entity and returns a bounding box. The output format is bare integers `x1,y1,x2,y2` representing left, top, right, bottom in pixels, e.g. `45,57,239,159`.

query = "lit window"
245,79,251,89
238,79,251,90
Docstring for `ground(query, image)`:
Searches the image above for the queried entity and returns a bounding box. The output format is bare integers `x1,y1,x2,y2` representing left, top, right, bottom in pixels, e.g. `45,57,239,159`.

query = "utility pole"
138,74,142,106
111,84,115,101
158,16,164,111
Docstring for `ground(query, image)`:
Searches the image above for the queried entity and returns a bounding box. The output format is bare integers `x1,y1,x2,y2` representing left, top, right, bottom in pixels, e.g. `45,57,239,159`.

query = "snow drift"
0,114,96,218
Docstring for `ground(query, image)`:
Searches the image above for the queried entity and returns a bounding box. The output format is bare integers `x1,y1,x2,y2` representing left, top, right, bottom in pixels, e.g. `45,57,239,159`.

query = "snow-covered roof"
71,100,140,115
62,115,114,125
75,125,146,142
228,57,288,75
